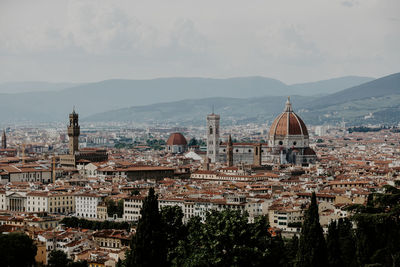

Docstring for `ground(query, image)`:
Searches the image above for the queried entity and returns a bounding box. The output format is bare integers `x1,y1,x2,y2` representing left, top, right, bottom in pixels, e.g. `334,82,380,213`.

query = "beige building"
268,206,304,230
48,193,75,214
97,203,108,220
93,229,130,251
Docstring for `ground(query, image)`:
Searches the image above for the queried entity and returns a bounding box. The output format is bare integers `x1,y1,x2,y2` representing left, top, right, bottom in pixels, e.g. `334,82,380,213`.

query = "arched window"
209,127,213,134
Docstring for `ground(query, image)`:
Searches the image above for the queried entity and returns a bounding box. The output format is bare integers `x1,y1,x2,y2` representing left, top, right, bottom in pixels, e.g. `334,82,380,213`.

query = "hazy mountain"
0,81,81,94
0,75,379,123
84,95,315,126
84,72,400,126
308,72,400,109
290,76,374,96
297,72,400,124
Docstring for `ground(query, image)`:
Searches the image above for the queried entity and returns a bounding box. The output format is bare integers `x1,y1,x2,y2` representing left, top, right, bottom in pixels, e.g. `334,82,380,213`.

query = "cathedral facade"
208,98,317,166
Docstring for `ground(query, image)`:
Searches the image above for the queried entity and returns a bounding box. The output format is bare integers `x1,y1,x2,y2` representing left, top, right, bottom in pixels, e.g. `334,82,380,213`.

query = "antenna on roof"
212,104,214,114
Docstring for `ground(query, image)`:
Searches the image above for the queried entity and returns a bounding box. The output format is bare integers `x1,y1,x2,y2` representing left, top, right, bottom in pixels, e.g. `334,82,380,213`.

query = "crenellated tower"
68,108,80,155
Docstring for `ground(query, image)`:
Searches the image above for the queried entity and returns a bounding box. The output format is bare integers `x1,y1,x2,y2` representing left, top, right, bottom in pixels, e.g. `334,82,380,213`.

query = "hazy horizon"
0,74,377,86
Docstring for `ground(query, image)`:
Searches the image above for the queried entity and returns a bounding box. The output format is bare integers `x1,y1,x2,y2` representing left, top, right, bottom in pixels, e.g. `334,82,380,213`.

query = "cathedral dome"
166,133,187,146
269,97,308,139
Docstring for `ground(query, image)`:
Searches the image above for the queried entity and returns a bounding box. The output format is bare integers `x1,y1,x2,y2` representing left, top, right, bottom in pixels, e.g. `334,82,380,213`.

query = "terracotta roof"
166,133,187,146
269,98,308,138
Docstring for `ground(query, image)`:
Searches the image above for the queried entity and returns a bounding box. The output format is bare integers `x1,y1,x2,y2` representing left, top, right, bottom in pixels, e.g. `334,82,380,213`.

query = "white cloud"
0,0,398,83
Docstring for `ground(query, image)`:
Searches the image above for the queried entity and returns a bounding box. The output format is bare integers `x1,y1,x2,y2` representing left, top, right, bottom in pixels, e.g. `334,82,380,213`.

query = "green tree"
327,221,342,267
160,206,186,266
174,211,272,267
127,188,166,267
296,192,328,267
188,137,198,147
286,235,299,266
337,218,356,267
48,249,70,267
350,186,400,266
0,233,37,267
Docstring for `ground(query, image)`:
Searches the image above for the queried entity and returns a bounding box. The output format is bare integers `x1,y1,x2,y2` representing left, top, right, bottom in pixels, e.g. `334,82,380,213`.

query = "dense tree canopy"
106,199,124,218
296,192,328,267
127,187,167,267
48,249,88,267
349,185,400,266
60,217,130,230
0,233,37,267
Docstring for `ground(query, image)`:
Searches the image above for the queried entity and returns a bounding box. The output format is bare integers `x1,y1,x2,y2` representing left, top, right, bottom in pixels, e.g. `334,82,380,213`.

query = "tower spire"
284,96,293,112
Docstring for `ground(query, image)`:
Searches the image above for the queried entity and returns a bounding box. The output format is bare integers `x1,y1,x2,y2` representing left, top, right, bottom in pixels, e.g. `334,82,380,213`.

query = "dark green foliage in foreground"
48,249,88,267
122,185,400,267
60,217,130,230
174,211,276,267
127,187,167,267
48,250,70,267
106,198,124,218
0,233,37,267
349,185,400,266
296,192,328,267
161,206,186,266
327,218,356,267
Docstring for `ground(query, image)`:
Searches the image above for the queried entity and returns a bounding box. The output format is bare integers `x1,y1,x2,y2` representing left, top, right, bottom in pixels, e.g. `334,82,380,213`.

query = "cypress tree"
126,188,166,267
296,192,328,267
287,235,299,266
337,218,356,267
326,221,342,267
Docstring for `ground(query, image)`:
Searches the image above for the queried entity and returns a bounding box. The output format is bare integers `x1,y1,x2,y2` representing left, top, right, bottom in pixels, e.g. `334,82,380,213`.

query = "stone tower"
226,134,233,167
206,112,220,163
1,129,6,149
68,109,80,155
253,143,262,166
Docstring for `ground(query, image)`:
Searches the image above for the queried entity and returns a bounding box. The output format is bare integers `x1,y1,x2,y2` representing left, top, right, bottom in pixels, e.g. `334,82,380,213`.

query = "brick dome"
166,133,187,146
269,97,308,138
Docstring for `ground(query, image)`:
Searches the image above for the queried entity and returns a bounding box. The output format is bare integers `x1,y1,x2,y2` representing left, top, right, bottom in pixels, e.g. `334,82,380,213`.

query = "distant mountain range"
85,73,400,126
0,81,82,94
0,76,374,123
300,72,400,125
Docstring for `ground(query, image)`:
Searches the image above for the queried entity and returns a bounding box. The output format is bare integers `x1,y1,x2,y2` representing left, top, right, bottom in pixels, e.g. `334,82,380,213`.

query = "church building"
209,97,317,166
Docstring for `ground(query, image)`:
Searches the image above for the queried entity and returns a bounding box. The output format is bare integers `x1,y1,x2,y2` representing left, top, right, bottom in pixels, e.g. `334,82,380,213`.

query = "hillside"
85,72,400,126
308,72,400,109
84,96,315,126
290,76,373,96
0,76,372,122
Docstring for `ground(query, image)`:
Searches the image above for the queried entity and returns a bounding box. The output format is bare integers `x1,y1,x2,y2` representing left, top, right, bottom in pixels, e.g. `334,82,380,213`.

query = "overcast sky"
0,0,399,84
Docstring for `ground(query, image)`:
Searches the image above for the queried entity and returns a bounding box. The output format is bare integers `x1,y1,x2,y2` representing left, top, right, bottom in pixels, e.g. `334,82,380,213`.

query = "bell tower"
68,108,80,155
206,111,220,163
